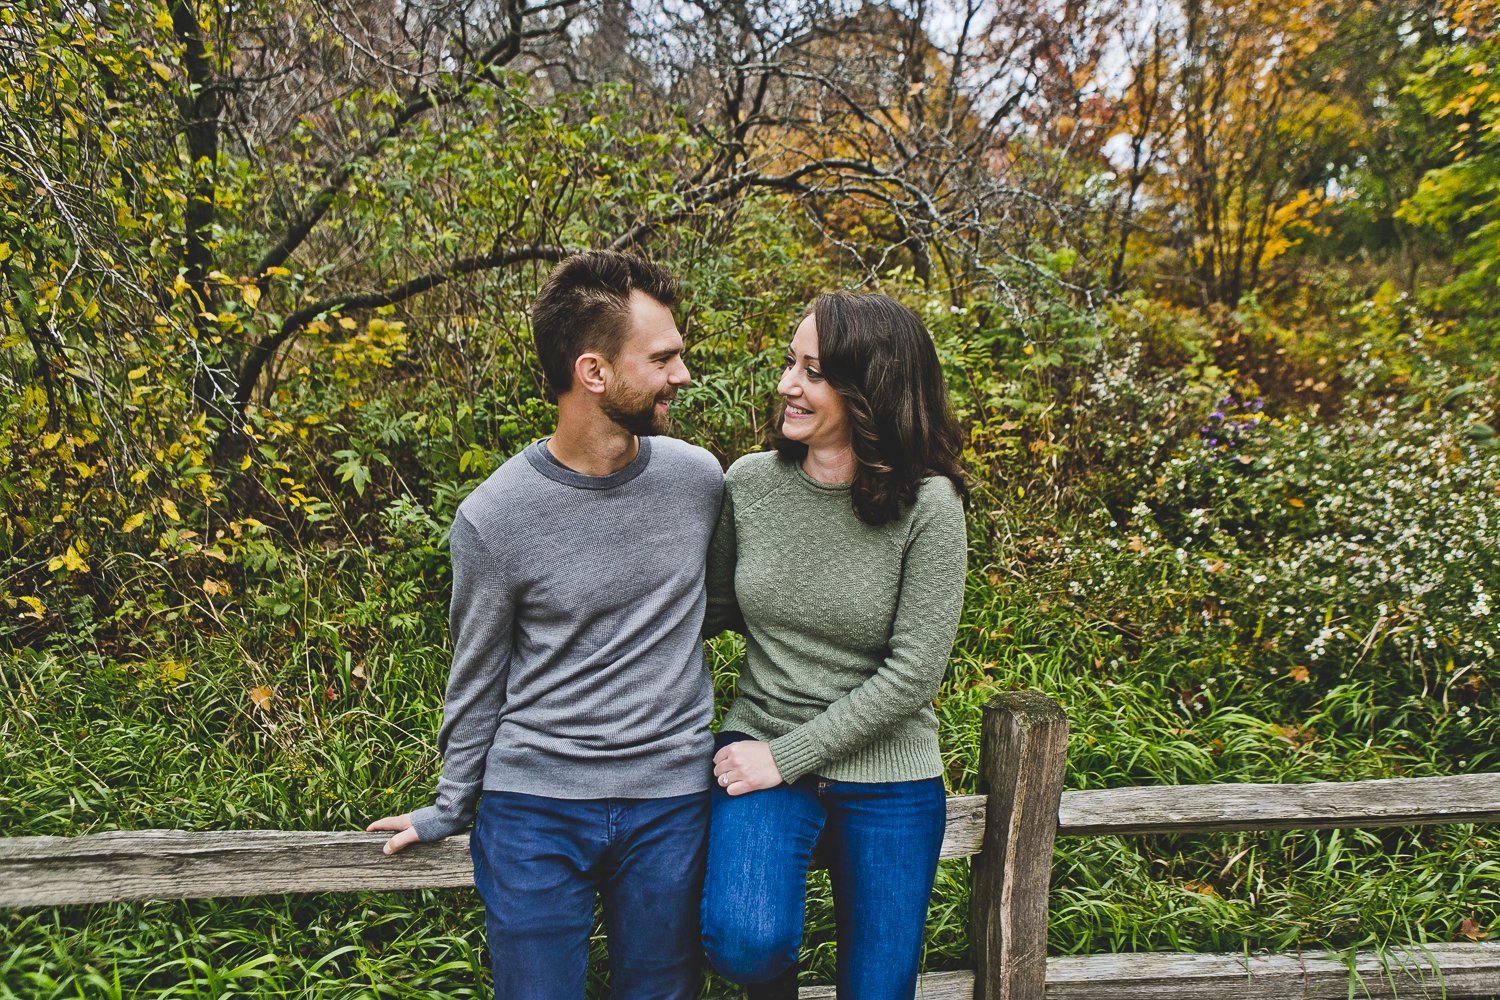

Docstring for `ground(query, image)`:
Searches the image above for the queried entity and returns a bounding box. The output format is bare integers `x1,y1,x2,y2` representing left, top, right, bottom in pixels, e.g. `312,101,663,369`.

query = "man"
367,250,723,999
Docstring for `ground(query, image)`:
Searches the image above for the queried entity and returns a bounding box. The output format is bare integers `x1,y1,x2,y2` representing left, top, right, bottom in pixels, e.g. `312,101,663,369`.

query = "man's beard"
601,381,672,436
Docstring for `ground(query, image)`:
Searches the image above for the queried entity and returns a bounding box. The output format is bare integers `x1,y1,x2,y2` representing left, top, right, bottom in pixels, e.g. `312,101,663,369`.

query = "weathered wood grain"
939,793,986,859
1056,771,1500,837
971,691,1070,1000
7,771,1499,907
935,772,1500,860
0,829,475,907
798,968,975,998
0,798,984,908
794,945,1500,999
1041,943,1500,999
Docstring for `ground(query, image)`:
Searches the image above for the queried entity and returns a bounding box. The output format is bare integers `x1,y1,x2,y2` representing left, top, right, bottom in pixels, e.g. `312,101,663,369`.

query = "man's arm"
367,511,514,853
703,485,744,638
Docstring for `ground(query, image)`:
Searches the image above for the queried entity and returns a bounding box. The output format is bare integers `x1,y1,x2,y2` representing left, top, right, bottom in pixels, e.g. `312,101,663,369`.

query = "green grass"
2,895,488,999
4,561,1497,998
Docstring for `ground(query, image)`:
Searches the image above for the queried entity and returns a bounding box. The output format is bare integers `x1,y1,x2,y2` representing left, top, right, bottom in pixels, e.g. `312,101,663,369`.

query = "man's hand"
713,740,784,796
366,813,421,855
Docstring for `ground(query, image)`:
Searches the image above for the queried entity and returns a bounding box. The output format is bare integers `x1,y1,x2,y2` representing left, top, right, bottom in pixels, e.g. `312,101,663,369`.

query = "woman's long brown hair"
769,291,968,526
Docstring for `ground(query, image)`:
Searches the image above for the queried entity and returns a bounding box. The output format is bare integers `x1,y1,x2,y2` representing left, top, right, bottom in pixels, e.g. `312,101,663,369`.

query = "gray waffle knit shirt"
410,435,723,843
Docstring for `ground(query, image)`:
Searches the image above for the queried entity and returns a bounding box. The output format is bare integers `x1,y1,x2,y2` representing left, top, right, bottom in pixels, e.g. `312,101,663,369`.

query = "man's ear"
574,352,610,395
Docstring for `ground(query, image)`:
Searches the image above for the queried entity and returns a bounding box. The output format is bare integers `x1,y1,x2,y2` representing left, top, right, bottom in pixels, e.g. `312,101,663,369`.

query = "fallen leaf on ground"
1459,917,1489,941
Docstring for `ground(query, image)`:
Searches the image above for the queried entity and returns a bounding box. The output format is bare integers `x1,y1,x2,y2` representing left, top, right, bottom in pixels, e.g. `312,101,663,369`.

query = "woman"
701,291,969,1000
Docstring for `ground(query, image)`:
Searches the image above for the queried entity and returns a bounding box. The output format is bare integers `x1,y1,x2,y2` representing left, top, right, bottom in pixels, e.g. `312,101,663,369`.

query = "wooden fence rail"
4,691,1500,998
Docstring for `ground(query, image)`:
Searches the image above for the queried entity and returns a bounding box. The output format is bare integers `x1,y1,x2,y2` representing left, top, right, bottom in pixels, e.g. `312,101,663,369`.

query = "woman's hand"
713,740,784,795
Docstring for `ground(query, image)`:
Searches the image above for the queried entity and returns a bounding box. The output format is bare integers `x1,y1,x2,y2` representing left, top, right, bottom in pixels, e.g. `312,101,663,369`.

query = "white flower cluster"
1047,335,1500,681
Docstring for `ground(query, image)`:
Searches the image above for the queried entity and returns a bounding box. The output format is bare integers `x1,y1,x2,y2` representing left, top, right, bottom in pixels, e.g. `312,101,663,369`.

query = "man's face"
599,291,690,436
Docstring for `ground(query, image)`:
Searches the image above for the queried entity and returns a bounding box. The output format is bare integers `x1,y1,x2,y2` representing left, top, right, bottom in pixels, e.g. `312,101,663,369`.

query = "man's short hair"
532,251,680,399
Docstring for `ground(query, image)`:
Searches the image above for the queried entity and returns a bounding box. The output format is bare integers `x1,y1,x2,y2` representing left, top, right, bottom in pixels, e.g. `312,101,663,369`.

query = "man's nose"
669,356,691,385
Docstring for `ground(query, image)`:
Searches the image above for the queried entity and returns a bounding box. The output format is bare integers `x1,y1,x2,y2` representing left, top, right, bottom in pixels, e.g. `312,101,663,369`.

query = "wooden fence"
5,691,1500,998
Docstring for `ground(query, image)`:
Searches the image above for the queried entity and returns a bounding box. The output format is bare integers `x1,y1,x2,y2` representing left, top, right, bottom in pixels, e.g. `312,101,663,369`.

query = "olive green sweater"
706,451,968,785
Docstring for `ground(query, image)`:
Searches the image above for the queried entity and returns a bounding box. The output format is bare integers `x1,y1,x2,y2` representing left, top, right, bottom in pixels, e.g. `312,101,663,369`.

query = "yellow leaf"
241,283,261,309
338,316,358,330
17,595,44,617
171,274,191,297
41,431,62,450
0,242,10,262
150,60,173,81
1022,344,1035,356
128,365,149,380
240,452,252,470
121,512,145,533
160,497,180,521
154,9,173,30
49,544,89,573
249,685,274,711
265,266,291,277
201,577,225,596
1289,665,1311,683
1286,497,1305,508
159,659,188,683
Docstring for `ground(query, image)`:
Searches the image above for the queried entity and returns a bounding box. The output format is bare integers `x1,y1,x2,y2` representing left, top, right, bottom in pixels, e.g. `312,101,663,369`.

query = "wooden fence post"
969,691,1068,1000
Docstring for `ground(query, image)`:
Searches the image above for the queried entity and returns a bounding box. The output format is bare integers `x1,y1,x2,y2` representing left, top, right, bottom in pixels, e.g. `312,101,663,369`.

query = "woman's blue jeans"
700,736,947,1000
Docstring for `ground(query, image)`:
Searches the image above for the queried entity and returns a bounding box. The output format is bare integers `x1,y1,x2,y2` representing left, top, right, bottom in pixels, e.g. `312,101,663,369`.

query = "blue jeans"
470,789,709,1000
700,736,947,1000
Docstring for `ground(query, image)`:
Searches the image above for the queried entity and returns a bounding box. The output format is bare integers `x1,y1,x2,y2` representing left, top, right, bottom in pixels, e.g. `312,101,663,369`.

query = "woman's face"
777,315,850,453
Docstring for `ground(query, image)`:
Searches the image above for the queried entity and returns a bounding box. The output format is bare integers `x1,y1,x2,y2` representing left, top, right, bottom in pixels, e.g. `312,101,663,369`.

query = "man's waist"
482,728,715,800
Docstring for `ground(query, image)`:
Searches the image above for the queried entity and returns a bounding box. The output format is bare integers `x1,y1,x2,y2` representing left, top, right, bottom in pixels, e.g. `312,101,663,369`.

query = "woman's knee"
700,908,799,984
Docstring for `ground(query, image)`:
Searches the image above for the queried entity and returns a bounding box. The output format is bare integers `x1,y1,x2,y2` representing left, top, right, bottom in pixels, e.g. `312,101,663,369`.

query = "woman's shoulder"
914,473,965,510
723,450,797,511
725,449,788,486
907,475,967,540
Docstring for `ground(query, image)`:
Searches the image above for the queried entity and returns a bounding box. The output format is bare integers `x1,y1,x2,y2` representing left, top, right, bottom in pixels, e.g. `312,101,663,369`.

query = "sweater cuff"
409,797,475,843
768,728,825,785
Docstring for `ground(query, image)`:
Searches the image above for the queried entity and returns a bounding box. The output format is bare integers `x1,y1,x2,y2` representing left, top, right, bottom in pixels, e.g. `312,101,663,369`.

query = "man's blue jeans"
700,740,947,1000
470,789,709,1000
